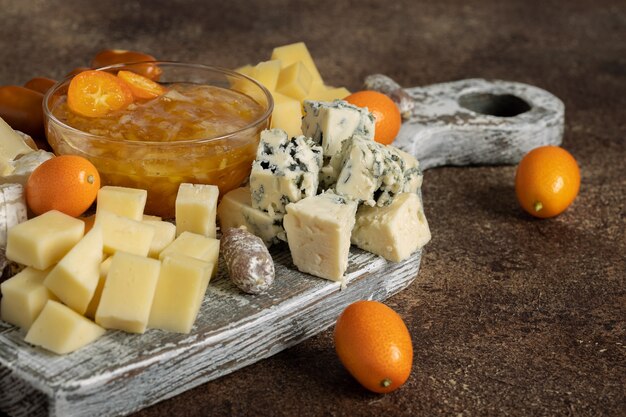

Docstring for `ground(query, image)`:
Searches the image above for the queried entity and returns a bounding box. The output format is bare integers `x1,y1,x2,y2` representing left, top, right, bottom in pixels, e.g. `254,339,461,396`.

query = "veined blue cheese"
283,192,357,281
301,100,375,157
351,192,431,262
250,129,322,216
331,136,423,207
217,187,286,246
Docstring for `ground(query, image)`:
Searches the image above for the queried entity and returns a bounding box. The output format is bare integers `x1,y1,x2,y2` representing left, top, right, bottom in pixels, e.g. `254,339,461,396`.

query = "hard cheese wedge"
96,186,147,221
44,225,103,315
148,253,213,334
25,300,105,355
95,252,161,334
0,267,55,330
175,183,219,238
5,210,85,270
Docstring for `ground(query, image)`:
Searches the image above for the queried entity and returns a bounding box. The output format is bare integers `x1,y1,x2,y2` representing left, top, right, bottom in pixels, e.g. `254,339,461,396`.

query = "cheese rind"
175,183,219,238
217,187,285,246
351,193,431,262
25,300,105,355
0,117,35,163
148,254,213,334
96,186,147,221
95,252,161,334
250,129,322,216
95,210,155,256
6,210,85,270
0,183,28,248
159,231,220,278
0,150,55,186
283,192,357,281
43,225,103,315
0,266,55,329
301,100,375,157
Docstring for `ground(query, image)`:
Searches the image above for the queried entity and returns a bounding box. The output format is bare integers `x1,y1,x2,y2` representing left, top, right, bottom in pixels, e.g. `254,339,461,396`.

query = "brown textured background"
1,0,625,416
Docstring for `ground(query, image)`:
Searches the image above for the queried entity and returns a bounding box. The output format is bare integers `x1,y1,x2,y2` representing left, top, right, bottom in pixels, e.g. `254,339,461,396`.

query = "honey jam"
47,83,268,217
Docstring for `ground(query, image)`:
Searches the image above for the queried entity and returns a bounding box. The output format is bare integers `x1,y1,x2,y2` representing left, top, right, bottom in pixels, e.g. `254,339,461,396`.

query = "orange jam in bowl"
44,62,273,218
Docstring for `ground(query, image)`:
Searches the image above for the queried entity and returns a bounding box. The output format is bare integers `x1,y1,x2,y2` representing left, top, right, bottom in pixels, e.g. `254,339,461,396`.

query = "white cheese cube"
6,210,85,270
43,225,103,315
0,267,55,329
95,210,155,256
143,219,176,258
85,256,112,320
0,183,28,248
250,129,322,216
352,193,431,262
301,100,375,157
217,187,285,246
25,300,105,355
159,231,220,278
95,252,161,334
148,254,213,333
283,192,357,281
175,183,219,238
96,186,147,221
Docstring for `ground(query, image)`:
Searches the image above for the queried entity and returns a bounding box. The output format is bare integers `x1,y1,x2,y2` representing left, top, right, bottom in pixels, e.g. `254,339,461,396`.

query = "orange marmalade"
47,82,269,218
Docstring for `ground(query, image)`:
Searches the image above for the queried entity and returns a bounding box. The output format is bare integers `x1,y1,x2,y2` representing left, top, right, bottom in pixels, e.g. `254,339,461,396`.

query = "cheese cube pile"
0,183,221,355
234,42,351,138
217,99,432,283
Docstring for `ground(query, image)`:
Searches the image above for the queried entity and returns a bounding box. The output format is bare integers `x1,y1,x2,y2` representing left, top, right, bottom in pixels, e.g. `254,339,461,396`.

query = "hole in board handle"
458,93,531,117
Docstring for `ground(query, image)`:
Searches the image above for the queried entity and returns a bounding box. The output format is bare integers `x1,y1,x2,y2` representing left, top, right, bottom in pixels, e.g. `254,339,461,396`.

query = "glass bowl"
44,61,273,218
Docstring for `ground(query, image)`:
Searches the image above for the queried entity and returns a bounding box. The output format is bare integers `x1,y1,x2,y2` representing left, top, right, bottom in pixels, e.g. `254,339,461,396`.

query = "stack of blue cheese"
217,99,431,282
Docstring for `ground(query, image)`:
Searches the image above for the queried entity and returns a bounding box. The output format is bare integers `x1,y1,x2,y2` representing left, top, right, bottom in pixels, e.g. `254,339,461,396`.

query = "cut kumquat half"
67,70,134,118
117,70,167,100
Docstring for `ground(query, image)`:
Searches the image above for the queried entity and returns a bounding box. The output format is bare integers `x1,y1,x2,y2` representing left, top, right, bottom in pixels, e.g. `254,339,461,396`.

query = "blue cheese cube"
250,129,323,217
301,100,375,157
283,192,358,281
331,136,423,207
351,193,431,262
217,187,285,246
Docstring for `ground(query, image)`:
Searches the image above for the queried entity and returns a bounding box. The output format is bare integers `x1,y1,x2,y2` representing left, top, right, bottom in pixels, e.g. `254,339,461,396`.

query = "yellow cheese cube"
271,42,323,84
276,62,313,101
6,210,85,270
159,231,220,278
85,256,112,319
95,252,161,334
306,82,351,102
143,219,176,258
235,64,255,77
148,254,213,333
43,225,103,315
270,92,303,138
175,183,219,238
95,210,155,256
253,59,282,91
96,186,147,221
25,300,105,355
0,267,55,329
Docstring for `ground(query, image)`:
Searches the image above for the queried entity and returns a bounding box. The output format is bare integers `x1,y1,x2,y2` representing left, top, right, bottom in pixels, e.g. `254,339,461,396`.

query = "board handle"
365,74,564,170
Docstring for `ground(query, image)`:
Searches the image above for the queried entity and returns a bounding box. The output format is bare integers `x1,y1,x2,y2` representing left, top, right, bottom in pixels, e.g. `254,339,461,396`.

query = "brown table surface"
1,0,625,416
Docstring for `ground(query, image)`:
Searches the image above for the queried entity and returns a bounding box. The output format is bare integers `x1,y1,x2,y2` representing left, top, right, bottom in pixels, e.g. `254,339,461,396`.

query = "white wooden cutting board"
0,243,422,417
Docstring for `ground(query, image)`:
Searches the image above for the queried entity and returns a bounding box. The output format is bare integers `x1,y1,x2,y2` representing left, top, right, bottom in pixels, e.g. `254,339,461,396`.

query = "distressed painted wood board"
0,243,423,417
365,74,564,169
